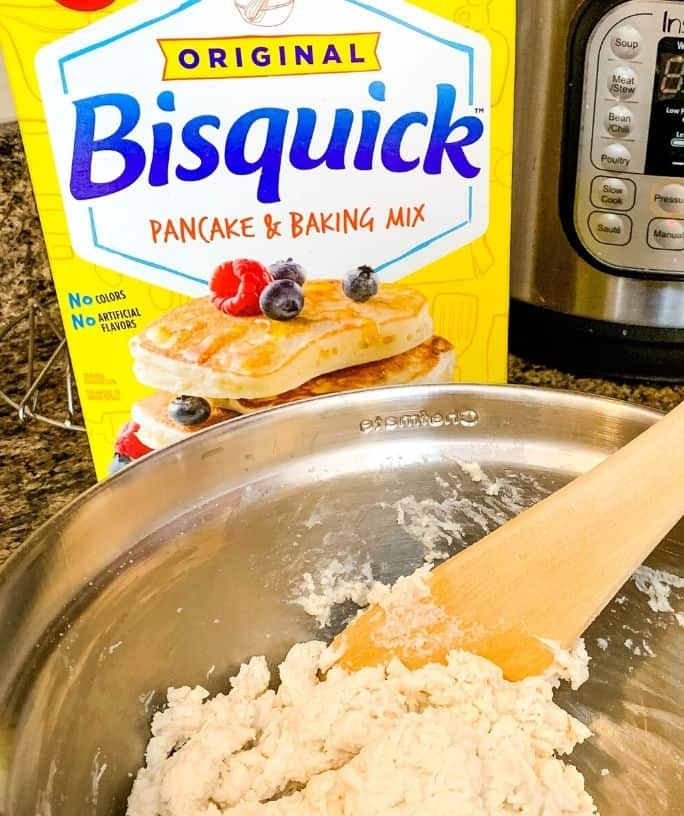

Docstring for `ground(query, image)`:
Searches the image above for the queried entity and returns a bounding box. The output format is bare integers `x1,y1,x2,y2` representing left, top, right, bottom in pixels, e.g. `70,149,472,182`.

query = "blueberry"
108,454,132,476
168,395,212,426
342,265,378,303
260,279,304,321
269,258,306,286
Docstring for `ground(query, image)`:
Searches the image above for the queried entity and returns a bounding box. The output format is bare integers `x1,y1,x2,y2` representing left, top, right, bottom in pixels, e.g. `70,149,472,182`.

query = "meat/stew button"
588,212,632,245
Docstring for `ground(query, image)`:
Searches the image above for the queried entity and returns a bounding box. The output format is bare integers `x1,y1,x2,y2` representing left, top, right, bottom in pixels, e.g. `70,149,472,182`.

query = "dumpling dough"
127,640,596,815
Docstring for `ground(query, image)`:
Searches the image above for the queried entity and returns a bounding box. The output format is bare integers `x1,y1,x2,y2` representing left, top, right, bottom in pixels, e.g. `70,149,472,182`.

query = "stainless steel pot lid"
0,385,682,815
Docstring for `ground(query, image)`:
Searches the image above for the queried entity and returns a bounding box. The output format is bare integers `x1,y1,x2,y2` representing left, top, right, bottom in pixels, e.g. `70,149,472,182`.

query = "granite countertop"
2,122,683,563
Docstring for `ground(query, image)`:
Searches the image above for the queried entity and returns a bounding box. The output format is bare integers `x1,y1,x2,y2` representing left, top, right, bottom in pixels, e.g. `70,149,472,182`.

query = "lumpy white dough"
127,641,596,814
128,467,600,816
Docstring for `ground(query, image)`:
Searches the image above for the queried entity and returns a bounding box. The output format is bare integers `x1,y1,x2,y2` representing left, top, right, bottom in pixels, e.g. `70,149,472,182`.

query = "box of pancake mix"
1,0,515,480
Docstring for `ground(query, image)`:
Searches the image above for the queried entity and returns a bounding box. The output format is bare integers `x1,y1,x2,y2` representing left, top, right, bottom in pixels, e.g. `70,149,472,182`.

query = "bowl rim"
0,382,663,580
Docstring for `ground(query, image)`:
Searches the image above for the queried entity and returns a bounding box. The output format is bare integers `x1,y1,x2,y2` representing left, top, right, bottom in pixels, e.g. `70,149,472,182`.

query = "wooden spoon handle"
494,398,684,641
333,400,684,680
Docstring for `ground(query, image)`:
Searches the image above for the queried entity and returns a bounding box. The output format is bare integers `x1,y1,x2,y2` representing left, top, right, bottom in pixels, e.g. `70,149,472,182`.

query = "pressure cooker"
511,0,684,381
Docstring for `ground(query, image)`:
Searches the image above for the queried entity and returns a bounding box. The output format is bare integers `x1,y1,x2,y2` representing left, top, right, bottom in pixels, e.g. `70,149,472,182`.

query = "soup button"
590,176,636,211
588,212,632,245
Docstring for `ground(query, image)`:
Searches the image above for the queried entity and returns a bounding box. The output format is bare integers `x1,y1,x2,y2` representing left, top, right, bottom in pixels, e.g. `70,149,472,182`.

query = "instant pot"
511,0,684,381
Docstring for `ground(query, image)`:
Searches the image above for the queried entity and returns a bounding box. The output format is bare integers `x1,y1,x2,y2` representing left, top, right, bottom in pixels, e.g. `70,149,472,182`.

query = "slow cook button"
648,218,684,250
590,176,636,211
610,25,642,60
652,183,684,214
599,143,632,171
588,211,632,245
607,65,638,100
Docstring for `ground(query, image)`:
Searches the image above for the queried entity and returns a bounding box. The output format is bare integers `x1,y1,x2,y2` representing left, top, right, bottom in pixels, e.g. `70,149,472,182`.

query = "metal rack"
0,299,85,432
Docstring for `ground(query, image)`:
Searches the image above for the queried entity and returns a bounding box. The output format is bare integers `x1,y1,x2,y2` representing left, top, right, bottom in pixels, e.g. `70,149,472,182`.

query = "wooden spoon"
331,400,684,681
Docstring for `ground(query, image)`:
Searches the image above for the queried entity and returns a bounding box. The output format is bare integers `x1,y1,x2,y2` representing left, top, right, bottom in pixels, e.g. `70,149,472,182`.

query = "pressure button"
653,183,684,215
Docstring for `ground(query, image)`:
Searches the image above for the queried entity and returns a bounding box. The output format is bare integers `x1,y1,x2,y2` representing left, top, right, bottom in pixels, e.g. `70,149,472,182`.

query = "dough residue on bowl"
290,557,378,628
128,570,597,816
288,463,557,639
632,566,684,627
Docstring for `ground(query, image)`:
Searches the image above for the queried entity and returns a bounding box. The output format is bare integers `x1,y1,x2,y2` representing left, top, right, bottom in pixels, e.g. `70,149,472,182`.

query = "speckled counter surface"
1,122,683,563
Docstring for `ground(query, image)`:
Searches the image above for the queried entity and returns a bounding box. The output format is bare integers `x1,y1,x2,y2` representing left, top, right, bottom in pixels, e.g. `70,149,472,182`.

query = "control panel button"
648,218,684,250
610,25,642,60
590,176,636,211
652,183,684,214
604,105,633,137
599,142,632,171
607,66,637,100
588,211,632,245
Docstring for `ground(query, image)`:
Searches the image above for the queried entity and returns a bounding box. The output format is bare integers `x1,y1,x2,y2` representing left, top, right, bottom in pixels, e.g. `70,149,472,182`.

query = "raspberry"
115,421,153,460
210,259,272,317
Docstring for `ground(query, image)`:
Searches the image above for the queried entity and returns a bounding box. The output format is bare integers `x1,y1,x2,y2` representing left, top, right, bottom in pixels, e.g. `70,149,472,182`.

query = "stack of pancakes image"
128,279,456,451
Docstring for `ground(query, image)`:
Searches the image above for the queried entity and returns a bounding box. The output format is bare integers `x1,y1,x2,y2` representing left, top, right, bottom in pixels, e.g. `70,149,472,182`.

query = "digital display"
645,37,684,177
657,52,684,102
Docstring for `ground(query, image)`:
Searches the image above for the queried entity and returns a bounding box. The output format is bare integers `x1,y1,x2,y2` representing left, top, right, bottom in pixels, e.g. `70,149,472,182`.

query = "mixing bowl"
0,385,682,815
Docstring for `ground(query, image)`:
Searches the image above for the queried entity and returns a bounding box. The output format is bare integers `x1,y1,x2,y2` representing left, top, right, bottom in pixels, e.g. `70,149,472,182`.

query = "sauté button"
607,66,637,100
599,143,632,171
610,25,642,60
648,218,684,250
652,183,684,214
590,176,636,211
588,212,632,245
604,105,633,137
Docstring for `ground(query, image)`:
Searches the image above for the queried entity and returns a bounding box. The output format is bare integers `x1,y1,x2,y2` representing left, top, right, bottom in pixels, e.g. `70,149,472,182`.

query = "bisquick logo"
69,82,484,205
360,409,480,433
37,0,491,295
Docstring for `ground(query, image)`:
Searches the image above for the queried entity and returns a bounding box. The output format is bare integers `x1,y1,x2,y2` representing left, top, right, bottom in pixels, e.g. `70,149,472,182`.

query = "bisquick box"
1,0,515,480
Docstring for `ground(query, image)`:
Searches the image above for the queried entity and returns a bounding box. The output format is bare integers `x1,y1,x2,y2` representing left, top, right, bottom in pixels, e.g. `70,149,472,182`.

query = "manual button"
648,218,684,250
590,176,636,211
652,183,684,214
589,212,632,245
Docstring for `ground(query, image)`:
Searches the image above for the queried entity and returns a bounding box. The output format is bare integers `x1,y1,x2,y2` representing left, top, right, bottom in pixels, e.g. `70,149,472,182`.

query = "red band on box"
56,0,115,10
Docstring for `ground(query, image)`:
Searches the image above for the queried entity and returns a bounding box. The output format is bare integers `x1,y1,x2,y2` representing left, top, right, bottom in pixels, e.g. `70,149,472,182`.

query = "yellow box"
1,0,514,480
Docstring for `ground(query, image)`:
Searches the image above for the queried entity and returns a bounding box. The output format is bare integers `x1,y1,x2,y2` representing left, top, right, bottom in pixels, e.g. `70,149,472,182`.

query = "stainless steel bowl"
1,385,682,816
